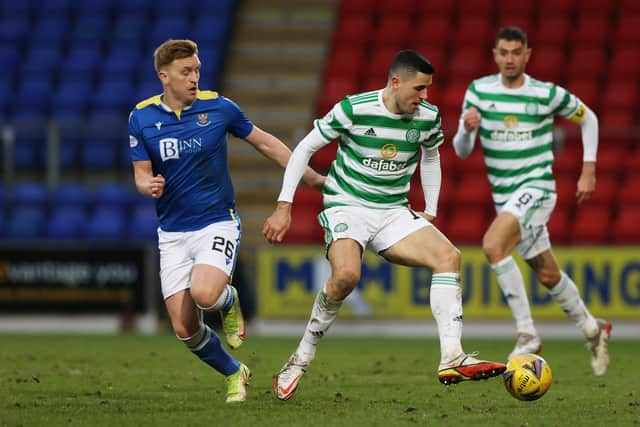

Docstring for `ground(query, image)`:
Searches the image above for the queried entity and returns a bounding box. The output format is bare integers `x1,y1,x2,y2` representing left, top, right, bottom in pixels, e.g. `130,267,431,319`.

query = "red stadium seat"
440,81,470,111
450,174,493,210
601,80,638,110
316,76,358,116
531,16,570,47
457,0,496,14
537,0,576,17
623,147,640,174
611,207,640,243
619,0,640,14
407,181,426,212
409,15,451,48
618,173,640,206
553,145,582,176
415,1,456,17
547,205,571,243
441,209,490,244
310,142,338,174
579,0,617,14
339,0,377,15
497,0,535,16
570,206,611,244
372,14,411,46
595,145,629,178
587,174,619,207
376,0,418,13
453,16,492,48
554,173,578,209
284,204,325,244
332,15,374,46
566,47,606,81
572,13,611,47
527,48,565,83
614,14,640,45
495,13,533,35
607,46,640,80
324,46,366,81
600,110,635,128
294,186,323,211
565,80,600,112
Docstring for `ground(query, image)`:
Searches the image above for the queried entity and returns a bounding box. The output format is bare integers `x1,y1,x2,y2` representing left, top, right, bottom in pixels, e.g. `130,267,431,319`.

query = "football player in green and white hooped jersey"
453,27,611,375
264,50,507,401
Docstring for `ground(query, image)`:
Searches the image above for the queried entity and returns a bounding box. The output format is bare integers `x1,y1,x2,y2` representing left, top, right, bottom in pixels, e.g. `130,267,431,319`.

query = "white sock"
430,273,464,364
297,284,343,361
549,272,599,338
491,256,537,336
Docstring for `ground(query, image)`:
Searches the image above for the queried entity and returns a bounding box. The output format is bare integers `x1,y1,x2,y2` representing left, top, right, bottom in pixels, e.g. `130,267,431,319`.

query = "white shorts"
317,205,431,254
157,220,241,299
499,186,557,259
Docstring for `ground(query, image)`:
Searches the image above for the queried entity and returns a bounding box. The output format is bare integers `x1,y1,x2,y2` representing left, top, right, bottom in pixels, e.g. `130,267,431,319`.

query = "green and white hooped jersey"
315,89,444,209
463,74,584,207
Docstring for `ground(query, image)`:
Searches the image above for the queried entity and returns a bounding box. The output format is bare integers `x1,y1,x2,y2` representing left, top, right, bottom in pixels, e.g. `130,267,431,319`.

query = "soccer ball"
503,354,552,401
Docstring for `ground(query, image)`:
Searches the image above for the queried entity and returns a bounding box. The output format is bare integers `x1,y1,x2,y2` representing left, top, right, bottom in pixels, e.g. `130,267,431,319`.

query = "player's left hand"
576,162,596,204
263,202,292,244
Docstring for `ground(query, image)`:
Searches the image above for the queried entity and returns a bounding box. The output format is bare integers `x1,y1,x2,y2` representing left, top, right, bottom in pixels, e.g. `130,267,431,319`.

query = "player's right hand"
463,107,481,132
263,202,292,244
149,174,165,198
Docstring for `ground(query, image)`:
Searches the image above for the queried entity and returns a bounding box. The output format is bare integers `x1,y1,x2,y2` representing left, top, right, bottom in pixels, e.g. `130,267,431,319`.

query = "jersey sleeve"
313,98,353,141
222,96,254,138
128,109,150,161
462,82,481,113
550,84,585,123
422,111,444,149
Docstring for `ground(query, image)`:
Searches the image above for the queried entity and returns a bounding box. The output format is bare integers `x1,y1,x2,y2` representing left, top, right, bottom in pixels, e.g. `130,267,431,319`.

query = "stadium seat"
46,206,88,239
547,205,571,243
600,110,634,128
324,46,366,81
60,46,102,78
532,16,571,47
283,205,324,244
372,14,411,47
607,46,640,80
190,14,231,44
618,173,640,206
102,47,141,78
93,183,132,211
553,144,581,176
572,13,611,48
566,47,605,81
565,80,600,112
570,206,611,244
310,142,338,174
12,183,48,209
408,15,450,48
602,80,638,110
611,207,640,243
338,0,376,15
29,14,69,45
332,15,374,47
13,78,53,118
316,76,358,116
111,14,149,43
50,183,90,210
147,16,189,49
91,78,135,113
619,0,640,14
71,14,111,44
614,14,640,46
586,174,619,207
554,173,578,209
21,45,62,77
50,80,93,118
0,14,30,44
595,145,628,179
453,16,492,48
450,175,493,211
441,209,490,244
495,13,533,35
5,206,47,240
129,203,159,242
537,0,576,17
85,207,127,241
527,48,565,83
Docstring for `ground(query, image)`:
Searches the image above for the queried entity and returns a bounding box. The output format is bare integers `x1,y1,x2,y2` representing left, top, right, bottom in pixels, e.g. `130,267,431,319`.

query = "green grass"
1,334,638,427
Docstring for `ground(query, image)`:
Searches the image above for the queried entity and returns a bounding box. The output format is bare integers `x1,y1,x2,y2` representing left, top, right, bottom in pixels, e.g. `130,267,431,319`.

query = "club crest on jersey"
504,115,519,129
525,101,538,115
405,128,420,143
197,113,211,127
381,144,397,159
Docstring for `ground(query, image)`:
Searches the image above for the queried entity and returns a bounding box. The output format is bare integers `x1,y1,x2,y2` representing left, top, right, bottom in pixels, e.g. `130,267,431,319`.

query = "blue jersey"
128,90,254,232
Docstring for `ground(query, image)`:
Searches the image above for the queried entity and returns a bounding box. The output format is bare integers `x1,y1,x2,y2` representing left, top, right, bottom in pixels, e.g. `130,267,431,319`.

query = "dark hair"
388,49,435,80
496,26,528,47
154,39,199,71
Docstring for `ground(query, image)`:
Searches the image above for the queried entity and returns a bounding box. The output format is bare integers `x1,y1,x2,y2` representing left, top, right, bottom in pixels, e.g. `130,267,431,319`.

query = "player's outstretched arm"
263,201,292,244
132,160,165,198
244,125,325,191
573,105,599,205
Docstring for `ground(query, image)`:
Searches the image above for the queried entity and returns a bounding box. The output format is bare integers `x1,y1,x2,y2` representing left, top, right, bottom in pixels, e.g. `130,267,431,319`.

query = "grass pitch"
1,334,638,427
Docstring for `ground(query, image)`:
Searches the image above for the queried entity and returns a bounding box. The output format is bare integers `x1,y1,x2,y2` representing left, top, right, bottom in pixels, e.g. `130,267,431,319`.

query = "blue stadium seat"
102,47,141,78
85,207,127,241
41,0,75,14
50,80,93,118
199,0,237,14
21,45,62,77
115,0,152,14
5,206,47,239
47,206,88,239
82,139,120,169
13,78,53,119
12,182,49,208
129,203,158,241
56,118,84,166
50,183,90,209
190,15,231,44
93,183,131,211
30,15,69,45
77,0,114,14
72,14,111,44
10,119,47,167
91,78,134,113
147,16,189,48
133,81,161,103
111,14,149,43
60,46,102,77
0,15,30,44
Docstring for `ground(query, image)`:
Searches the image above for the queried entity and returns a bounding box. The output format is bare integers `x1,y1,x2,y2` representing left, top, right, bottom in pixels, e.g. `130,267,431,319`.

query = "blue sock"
187,325,240,376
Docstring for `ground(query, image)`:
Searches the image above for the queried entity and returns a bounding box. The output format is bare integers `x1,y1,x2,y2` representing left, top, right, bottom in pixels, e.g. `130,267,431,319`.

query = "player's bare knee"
190,287,220,311
482,234,505,263
438,245,461,272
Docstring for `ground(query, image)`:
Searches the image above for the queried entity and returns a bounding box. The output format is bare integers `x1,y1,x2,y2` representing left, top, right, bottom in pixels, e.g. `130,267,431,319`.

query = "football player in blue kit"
128,39,324,403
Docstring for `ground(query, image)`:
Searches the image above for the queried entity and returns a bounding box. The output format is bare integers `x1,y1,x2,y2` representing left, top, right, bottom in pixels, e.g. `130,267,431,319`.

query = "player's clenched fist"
149,174,165,198
463,107,481,132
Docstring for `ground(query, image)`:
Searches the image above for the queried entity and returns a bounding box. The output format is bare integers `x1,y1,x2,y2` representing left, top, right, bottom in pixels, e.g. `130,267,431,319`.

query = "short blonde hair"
153,39,199,71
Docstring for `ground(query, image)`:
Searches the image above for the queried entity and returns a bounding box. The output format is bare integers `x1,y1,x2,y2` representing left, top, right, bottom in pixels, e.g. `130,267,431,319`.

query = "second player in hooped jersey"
129,91,252,231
